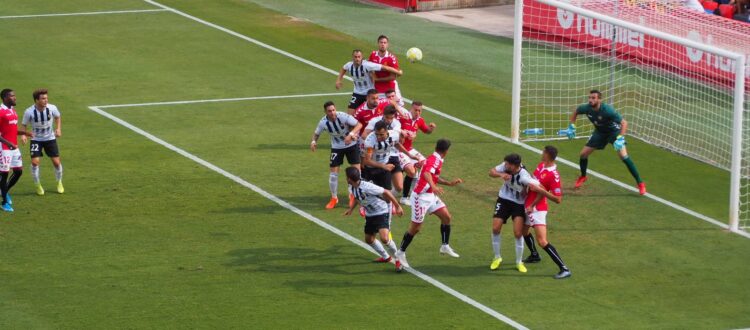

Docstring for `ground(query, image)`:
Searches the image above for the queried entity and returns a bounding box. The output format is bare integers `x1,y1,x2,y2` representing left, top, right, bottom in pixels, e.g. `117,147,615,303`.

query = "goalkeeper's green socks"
622,156,643,184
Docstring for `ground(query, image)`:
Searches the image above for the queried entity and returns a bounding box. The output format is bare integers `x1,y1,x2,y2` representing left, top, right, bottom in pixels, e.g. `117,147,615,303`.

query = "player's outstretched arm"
489,166,510,180
529,183,561,204
381,64,402,77
438,177,463,186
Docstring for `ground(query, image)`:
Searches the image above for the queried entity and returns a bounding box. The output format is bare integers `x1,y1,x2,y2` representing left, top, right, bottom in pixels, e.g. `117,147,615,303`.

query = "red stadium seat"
719,4,736,18
703,1,719,11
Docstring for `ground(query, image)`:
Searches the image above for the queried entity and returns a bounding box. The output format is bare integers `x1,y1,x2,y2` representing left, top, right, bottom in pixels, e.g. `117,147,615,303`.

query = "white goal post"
510,0,748,232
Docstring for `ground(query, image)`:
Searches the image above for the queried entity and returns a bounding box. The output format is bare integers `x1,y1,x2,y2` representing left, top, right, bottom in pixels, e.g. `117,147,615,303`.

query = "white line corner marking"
89,92,528,329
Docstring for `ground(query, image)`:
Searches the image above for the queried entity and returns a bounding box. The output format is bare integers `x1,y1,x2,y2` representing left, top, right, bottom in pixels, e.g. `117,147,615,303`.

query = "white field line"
142,0,750,240
95,92,350,109
0,9,168,20
89,104,529,330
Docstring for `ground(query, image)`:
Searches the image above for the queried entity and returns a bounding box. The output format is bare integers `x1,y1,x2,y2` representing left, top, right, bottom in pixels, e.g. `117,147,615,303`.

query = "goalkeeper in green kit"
567,90,646,195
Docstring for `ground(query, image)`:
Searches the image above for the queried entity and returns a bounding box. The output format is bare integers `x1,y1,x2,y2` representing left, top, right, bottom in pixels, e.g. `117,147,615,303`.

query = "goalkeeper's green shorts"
586,130,619,150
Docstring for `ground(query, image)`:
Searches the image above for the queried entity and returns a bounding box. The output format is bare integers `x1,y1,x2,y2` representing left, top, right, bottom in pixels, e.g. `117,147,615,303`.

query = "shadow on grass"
225,245,387,276
224,245,424,295
416,263,551,278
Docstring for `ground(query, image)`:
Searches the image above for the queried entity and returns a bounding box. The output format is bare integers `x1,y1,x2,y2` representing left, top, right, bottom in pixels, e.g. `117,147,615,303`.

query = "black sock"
8,169,22,190
0,172,8,204
403,176,413,198
400,232,414,252
580,158,588,177
524,234,539,256
543,243,569,271
440,224,451,245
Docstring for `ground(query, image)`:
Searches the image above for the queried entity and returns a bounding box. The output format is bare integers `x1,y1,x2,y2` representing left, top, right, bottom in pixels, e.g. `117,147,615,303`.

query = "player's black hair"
0,89,13,100
383,105,397,116
385,89,396,95
345,166,361,182
323,101,335,110
435,139,451,153
366,89,378,96
590,89,602,99
377,35,389,42
352,49,362,54
504,153,522,166
412,101,423,106
543,145,558,160
374,120,388,132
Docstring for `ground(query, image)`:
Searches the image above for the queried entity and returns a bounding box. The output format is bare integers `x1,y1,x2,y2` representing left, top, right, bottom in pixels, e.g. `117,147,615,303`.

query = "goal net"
511,0,750,231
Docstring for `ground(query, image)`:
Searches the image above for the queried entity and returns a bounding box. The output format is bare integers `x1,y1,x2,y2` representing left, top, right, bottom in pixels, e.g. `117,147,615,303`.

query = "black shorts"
387,156,402,173
330,145,360,167
362,166,392,190
493,197,526,223
364,213,390,234
349,93,367,110
30,139,60,158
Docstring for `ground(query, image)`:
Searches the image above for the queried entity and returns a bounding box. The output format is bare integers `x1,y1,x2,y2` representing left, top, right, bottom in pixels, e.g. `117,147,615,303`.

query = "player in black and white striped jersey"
343,166,403,268
311,101,363,210
21,89,63,195
336,49,402,114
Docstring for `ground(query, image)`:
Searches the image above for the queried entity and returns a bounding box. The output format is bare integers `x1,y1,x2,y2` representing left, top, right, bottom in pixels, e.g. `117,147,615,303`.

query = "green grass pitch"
1,0,749,328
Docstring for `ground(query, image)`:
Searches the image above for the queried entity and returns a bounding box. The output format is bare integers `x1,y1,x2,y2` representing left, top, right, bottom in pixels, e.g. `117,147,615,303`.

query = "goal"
510,0,749,232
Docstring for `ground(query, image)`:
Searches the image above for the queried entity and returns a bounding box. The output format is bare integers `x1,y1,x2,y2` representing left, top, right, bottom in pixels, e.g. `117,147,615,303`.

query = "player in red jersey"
522,146,571,279
397,101,435,205
394,139,463,271
353,89,387,136
0,89,27,212
369,35,403,106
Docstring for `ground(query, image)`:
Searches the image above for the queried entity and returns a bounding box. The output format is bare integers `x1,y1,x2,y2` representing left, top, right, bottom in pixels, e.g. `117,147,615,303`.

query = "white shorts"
525,210,547,227
410,192,446,224
398,149,425,170
0,149,22,172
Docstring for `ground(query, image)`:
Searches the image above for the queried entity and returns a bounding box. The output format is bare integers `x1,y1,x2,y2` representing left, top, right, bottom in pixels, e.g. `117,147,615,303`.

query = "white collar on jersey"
374,50,391,59
432,152,443,162
0,103,12,110
543,164,557,172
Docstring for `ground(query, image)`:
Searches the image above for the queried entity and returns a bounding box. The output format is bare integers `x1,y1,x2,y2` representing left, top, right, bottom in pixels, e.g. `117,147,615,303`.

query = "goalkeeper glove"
613,135,626,151
566,123,576,139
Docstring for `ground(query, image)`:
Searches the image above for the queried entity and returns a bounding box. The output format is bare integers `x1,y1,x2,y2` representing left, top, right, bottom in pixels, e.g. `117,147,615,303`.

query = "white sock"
370,240,389,259
515,237,524,264
385,239,398,255
54,164,62,181
31,164,40,184
329,172,338,197
492,233,501,259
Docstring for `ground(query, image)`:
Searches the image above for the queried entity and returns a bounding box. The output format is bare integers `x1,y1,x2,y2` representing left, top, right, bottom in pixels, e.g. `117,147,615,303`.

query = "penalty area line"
0,9,168,20
88,104,530,330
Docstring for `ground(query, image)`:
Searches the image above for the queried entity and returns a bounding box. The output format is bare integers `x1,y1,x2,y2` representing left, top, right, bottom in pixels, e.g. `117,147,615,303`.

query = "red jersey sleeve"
547,170,562,197
416,118,430,133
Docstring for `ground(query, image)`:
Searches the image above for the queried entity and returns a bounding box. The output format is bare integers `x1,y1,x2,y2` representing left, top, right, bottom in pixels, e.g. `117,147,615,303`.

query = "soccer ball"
406,47,423,62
